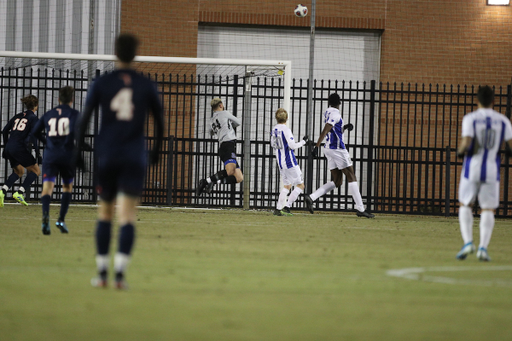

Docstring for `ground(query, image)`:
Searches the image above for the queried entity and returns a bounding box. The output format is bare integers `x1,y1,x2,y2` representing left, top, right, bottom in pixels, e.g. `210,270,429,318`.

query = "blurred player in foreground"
1,95,41,207
305,93,374,218
76,33,164,289
195,98,243,196
270,108,308,216
32,86,79,235
456,86,512,261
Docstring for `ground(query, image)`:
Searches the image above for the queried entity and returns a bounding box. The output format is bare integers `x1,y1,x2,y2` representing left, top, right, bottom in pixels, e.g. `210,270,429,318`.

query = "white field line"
387,265,512,287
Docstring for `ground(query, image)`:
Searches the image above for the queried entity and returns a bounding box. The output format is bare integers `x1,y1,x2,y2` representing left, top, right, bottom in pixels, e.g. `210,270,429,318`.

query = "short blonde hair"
275,108,288,123
211,98,223,111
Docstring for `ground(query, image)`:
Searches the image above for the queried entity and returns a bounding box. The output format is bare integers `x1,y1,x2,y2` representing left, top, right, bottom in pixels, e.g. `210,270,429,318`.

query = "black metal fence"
1,66,512,216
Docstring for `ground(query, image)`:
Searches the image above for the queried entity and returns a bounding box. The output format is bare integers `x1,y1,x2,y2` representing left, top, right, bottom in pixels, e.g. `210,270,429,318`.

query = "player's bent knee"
296,183,305,190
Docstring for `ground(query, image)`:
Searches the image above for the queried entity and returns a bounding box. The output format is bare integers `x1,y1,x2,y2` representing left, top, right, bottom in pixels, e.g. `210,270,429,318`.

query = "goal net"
0,51,291,207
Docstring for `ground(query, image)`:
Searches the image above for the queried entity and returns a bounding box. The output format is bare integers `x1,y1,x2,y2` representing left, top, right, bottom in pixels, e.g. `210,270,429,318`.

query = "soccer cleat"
115,272,128,290
273,209,284,216
195,179,208,196
13,191,28,206
205,181,215,194
456,242,476,260
356,210,375,218
0,190,4,208
55,220,69,234
42,215,51,235
91,277,108,288
282,206,293,216
304,194,314,214
477,247,491,262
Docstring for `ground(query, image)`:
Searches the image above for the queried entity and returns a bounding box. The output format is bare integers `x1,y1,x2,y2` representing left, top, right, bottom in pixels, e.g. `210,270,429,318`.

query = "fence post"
367,80,376,211
166,136,174,205
445,145,451,217
242,70,253,210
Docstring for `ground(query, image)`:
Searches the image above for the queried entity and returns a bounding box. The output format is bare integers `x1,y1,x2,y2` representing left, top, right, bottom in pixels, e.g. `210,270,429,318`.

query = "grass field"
1,204,512,341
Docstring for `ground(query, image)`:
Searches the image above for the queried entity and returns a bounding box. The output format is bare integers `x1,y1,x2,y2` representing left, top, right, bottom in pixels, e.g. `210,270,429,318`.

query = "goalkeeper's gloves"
311,146,319,157
302,135,309,143
343,123,354,132
456,151,465,159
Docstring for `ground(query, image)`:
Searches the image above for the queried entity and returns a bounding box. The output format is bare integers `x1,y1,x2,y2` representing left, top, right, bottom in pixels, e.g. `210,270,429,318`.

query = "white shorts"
280,165,303,186
323,148,353,170
458,177,500,209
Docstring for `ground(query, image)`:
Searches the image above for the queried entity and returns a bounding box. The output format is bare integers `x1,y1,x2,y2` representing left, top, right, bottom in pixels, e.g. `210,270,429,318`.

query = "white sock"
114,252,131,274
287,187,303,207
18,187,26,194
1,185,8,192
310,181,336,201
348,181,364,212
479,210,495,249
276,188,289,210
96,254,109,272
458,205,473,244
206,177,212,183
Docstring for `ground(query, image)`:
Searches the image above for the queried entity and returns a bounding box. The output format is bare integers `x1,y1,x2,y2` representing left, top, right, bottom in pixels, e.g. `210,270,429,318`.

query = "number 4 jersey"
461,108,512,183
32,104,80,164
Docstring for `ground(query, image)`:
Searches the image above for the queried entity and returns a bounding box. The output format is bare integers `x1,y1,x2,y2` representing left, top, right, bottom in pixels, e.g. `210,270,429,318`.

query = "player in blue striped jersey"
32,86,79,235
305,93,374,218
76,33,164,289
270,108,308,216
0,95,41,207
456,86,512,261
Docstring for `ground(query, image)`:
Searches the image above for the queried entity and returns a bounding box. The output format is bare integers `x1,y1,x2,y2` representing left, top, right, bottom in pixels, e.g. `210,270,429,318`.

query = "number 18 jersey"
461,108,512,183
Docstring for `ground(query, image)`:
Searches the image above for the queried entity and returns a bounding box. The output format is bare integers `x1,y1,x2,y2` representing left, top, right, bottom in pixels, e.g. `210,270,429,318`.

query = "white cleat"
456,242,476,260
476,247,491,262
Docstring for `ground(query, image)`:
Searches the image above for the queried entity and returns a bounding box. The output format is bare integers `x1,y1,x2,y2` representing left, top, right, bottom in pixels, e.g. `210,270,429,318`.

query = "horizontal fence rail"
1,66,512,216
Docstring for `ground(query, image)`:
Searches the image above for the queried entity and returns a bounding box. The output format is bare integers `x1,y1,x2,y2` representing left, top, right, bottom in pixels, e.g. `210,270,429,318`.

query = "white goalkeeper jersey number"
271,124,305,170
461,108,512,183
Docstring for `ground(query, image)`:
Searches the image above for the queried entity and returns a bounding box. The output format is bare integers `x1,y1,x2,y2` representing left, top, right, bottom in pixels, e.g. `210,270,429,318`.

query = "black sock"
21,172,38,192
221,175,237,184
5,173,19,190
118,224,135,255
59,192,72,221
41,195,51,218
95,221,112,255
210,170,228,183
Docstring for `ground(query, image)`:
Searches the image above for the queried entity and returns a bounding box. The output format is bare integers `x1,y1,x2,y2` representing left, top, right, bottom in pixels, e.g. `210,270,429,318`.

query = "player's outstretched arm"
312,123,332,157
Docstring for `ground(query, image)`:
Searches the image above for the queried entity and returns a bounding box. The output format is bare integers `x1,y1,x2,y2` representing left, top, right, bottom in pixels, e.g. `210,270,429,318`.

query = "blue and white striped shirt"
323,107,346,150
271,124,306,170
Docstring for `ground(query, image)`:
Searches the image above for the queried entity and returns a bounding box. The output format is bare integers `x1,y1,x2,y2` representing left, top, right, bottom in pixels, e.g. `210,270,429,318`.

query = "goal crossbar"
0,51,292,111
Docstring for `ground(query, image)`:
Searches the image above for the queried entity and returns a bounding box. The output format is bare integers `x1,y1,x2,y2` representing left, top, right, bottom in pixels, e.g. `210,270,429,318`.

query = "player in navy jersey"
305,93,374,218
1,95,41,207
76,33,164,289
195,98,243,196
32,86,79,235
456,86,512,261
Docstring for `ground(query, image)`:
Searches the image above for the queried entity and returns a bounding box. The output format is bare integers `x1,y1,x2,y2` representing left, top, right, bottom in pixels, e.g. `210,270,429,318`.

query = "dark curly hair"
20,94,38,111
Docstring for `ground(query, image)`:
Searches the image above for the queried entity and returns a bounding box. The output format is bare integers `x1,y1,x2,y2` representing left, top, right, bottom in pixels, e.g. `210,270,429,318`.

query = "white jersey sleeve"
271,124,304,170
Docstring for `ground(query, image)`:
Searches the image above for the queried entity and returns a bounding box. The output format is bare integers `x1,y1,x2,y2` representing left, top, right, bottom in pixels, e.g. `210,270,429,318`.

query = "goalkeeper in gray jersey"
196,98,244,196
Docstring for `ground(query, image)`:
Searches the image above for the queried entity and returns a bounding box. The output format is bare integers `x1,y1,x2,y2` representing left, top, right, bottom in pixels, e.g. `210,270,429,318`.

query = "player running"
195,98,243,196
0,95,41,207
32,86,79,235
456,86,512,262
76,33,164,289
305,93,374,218
270,108,308,216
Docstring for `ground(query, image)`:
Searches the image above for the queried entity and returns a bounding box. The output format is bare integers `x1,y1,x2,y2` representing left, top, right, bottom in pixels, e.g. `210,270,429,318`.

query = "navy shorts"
4,146,36,168
219,140,240,168
42,162,75,184
96,158,146,202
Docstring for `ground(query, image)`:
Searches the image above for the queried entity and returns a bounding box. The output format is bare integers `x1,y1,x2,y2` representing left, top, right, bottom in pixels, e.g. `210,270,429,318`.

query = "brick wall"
121,0,512,86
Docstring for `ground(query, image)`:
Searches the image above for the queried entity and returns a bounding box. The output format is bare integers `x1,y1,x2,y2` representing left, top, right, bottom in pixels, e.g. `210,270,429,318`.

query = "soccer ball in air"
294,4,308,17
